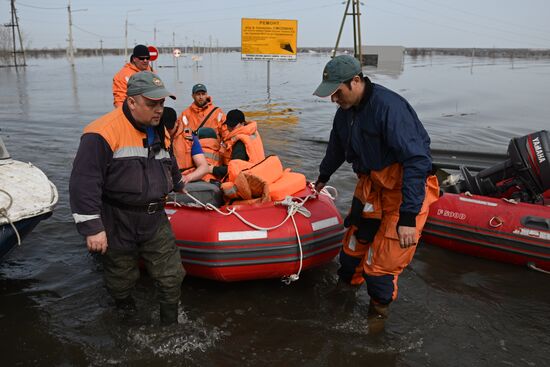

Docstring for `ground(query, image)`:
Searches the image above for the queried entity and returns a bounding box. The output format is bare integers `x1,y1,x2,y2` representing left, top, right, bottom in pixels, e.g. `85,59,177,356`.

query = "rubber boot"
115,296,136,312
114,296,137,323
160,303,179,326
367,299,389,334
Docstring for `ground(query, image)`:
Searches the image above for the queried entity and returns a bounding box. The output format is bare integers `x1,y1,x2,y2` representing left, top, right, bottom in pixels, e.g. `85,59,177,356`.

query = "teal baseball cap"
313,55,362,97
192,83,207,94
127,71,176,100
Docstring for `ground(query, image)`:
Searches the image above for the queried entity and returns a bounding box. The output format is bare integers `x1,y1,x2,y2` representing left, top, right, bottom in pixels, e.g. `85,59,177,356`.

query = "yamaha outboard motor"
460,130,550,202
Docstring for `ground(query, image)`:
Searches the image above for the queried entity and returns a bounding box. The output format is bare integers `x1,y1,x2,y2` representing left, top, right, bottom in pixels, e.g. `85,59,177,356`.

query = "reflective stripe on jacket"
221,121,265,165
199,136,221,182
70,104,182,248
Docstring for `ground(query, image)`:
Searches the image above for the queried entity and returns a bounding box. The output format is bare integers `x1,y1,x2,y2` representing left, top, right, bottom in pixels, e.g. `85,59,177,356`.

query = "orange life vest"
221,155,306,203
220,121,265,165
170,122,195,174
198,135,221,182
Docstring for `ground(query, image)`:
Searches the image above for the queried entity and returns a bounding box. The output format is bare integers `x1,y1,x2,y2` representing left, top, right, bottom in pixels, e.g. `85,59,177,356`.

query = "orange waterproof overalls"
340,163,439,304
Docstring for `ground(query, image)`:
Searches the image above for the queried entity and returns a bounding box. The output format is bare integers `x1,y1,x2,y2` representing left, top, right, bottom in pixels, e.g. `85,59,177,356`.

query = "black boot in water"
115,296,137,322
115,296,136,312
367,299,389,334
160,303,179,326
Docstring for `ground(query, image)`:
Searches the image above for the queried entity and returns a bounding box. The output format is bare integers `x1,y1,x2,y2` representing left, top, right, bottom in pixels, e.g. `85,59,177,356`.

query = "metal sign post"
148,45,159,70
267,60,271,93
173,48,181,81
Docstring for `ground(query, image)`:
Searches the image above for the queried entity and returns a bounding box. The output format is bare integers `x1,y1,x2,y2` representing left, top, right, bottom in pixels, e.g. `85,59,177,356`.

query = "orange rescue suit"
342,163,439,302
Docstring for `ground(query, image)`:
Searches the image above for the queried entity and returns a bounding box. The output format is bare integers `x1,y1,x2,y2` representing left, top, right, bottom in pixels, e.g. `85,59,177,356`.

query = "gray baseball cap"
127,71,176,100
313,55,362,97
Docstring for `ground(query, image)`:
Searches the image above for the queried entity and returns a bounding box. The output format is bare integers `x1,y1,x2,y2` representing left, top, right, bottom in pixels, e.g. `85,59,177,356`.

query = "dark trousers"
102,216,185,305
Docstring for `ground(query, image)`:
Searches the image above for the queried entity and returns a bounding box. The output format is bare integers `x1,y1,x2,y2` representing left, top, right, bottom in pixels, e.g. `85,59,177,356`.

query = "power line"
384,0,550,44
17,1,65,10
420,0,549,35
367,3,550,48
170,1,341,30
73,24,121,39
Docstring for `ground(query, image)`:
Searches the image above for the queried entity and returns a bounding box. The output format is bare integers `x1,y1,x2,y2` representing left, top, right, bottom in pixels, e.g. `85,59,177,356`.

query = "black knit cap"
225,109,245,128
131,44,150,59
161,107,178,130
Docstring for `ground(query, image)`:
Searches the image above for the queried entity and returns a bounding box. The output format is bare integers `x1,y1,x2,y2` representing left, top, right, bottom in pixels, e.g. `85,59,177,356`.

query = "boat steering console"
460,130,550,203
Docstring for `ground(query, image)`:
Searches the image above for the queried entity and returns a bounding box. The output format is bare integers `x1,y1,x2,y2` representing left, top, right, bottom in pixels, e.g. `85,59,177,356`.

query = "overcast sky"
4,0,550,49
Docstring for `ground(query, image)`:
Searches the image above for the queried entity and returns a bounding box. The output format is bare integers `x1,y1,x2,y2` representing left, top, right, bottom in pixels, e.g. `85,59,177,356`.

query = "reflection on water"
69,64,81,113
0,53,549,366
243,101,300,124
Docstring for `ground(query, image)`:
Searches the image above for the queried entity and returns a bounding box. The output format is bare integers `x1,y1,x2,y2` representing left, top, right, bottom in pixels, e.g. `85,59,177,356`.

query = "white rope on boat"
0,188,22,246
528,262,550,275
168,182,338,284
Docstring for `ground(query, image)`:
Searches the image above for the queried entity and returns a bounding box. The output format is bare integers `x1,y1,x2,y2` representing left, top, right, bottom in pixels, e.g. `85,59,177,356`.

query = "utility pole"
332,0,363,65
5,0,26,68
356,0,362,64
124,9,140,59
67,0,75,65
124,17,128,59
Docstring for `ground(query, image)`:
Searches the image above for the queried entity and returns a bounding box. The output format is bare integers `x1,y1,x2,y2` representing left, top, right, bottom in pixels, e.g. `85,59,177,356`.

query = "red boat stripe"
180,242,342,267
179,232,343,258
176,224,344,248
427,217,549,247
423,223,550,259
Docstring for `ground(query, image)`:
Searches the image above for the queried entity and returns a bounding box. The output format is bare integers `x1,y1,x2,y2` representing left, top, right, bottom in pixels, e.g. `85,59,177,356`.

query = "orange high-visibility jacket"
177,98,226,139
112,63,152,108
220,121,265,165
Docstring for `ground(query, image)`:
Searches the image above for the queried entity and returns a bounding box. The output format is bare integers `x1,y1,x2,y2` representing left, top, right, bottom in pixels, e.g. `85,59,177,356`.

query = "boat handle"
489,216,503,228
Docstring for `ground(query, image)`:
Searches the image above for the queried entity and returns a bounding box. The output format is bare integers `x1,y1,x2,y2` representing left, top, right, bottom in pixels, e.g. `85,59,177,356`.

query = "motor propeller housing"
460,130,550,201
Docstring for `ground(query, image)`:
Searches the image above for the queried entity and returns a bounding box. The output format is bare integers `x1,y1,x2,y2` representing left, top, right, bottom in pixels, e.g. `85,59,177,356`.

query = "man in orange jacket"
177,83,226,140
112,44,153,108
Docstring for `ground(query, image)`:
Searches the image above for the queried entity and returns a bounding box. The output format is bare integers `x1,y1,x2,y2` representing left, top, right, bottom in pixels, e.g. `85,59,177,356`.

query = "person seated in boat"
164,107,209,184
177,83,227,141
209,109,265,180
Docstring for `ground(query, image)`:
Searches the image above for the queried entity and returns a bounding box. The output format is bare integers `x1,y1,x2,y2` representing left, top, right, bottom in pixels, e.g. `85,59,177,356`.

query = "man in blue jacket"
313,55,439,332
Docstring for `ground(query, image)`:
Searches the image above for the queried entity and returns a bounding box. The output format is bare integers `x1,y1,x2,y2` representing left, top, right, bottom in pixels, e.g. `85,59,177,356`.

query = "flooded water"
1,53,549,366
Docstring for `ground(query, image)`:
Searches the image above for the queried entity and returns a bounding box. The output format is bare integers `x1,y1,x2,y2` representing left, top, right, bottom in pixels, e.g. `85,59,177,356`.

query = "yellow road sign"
241,18,297,61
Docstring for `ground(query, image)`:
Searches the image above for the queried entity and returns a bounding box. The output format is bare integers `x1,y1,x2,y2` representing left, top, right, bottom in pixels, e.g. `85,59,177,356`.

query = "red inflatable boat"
423,192,550,271
165,185,344,282
424,130,550,272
